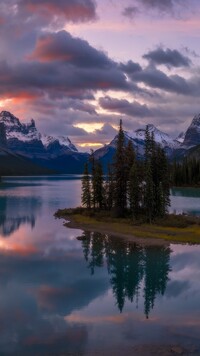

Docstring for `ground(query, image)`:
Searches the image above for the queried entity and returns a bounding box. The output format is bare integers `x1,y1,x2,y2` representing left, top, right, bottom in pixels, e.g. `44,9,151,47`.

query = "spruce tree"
144,161,154,223
125,140,135,174
94,161,104,209
155,147,170,217
143,126,154,222
81,163,91,209
113,119,127,216
128,161,140,219
90,149,97,209
105,164,114,210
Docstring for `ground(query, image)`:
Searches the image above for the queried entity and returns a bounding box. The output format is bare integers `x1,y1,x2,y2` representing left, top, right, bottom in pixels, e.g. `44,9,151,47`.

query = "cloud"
131,66,191,95
0,50,129,102
0,0,97,63
21,0,97,23
122,0,195,18
28,31,112,69
122,6,139,19
95,123,118,136
143,47,192,68
135,0,174,12
119,60,142,74
0,0,97,25
99,96,151,117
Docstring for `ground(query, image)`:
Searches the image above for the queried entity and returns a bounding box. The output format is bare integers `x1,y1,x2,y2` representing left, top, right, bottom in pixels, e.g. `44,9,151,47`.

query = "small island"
56,121,200,245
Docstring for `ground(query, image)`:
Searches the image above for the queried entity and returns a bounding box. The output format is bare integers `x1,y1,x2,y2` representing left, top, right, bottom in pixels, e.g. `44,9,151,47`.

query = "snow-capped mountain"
0,111,40,142
182,113,200,148
41,134,77,152
128,124,180,150
0,111,77,151
1,109,200,174
0,111,88,173
175,132,186,144
95,123,181,165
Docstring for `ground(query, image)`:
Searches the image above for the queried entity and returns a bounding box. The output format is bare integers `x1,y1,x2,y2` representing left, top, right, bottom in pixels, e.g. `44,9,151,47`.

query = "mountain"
175,131,186,144
0,111,89,174
0,111,78,157
182,113,200,148
0,146,53,175
1,110,200,175
94,124,181,169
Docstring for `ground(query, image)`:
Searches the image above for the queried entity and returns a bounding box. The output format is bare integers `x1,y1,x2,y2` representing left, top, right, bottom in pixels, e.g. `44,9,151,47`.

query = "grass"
55,208,200,244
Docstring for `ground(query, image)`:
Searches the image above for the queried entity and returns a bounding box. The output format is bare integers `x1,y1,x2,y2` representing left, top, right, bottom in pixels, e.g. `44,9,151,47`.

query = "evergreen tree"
125,140,135,174
144,125,152,164
143,126,154,222
105,164,115,210
90,149,96,209
128,161,140,219
94,161,104,209
113,119,127,216
156,147,170,216
144,160,154,223
81,163,91,209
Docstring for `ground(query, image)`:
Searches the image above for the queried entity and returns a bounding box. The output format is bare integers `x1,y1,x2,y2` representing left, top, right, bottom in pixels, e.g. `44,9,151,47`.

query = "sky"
1,0,200,151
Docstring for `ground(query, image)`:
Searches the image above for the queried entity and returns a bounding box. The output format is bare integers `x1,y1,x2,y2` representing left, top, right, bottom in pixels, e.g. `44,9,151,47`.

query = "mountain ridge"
0,110,200,174
0,111,89,174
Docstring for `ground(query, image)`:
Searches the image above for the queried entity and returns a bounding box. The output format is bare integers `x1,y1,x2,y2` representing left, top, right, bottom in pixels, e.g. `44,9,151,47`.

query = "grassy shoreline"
55,208,200,245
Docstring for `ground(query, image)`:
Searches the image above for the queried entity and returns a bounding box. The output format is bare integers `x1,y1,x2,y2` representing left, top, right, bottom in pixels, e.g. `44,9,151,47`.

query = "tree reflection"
0,196,40,237
79,232,171,317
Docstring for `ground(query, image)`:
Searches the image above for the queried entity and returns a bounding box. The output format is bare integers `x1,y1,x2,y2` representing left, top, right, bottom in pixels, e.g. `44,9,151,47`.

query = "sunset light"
0,1,200,354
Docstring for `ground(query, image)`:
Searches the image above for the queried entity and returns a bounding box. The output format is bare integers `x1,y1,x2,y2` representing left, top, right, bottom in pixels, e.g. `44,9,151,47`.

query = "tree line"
172,158,200,186
82,120,170,222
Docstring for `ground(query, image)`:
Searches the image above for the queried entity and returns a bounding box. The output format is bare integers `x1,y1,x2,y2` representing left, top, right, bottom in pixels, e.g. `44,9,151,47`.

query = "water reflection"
0,178,199,354
79,232,171,317
0,240,108,355
0,196,41,237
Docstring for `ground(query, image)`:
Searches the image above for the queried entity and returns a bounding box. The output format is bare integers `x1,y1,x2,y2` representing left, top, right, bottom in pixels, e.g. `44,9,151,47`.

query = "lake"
0,176,200,355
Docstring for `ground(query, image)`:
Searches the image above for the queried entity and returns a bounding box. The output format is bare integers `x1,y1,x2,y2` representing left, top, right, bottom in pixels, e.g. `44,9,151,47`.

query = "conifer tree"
143,126,154,222
94,161,104,209
128,161,140,219
144,160,154,223
157,147,170,216
105,164,114,210
125,140,135,174
90,149,97,209
81,163,91,209
113,119,127,216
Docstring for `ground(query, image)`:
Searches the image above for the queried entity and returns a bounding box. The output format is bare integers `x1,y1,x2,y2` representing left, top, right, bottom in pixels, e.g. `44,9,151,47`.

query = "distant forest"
171,158,200,186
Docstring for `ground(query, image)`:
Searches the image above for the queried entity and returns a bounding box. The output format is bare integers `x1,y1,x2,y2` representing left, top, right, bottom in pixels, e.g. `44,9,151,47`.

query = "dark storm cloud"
28,31,112,69
143,48,192,68
99,96,151,117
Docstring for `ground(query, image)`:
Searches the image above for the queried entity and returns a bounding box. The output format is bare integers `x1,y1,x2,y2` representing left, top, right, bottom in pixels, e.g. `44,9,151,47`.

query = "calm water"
0,176,199,355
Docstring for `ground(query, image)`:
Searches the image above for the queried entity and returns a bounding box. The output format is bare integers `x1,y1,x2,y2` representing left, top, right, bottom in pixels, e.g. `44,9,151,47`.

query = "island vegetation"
56,120,200,244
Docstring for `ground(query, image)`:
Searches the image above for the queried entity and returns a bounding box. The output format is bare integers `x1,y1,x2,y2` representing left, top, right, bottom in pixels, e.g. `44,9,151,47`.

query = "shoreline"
64,215,169,246
55,209,200,245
